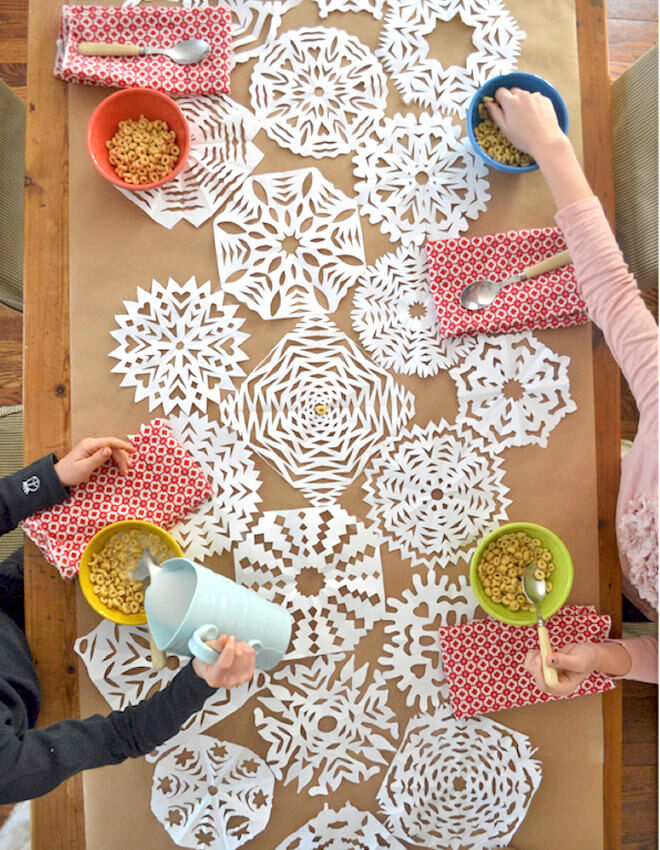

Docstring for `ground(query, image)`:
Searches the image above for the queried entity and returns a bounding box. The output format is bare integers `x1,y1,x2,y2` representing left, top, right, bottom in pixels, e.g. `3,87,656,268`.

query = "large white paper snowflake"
450,331,578,449
377,0,526,115
221,314,415,505
109,277,249,416
351,245,475,377
379,573,480,711
254,654,399,795
275,803,408,850
377,705,542,849
234,507,385,659
214,168,365,320
363,419,511,570
151,736,274,850
250,28,387,158
314,0,387,18
353,112,490,247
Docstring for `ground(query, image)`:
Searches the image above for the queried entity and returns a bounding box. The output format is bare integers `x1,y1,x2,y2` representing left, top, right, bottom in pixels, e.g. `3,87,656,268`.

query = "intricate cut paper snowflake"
221,314,415,505
168,412,261,560
109,277,249,415
379,573,479,711
274,803,408,850
314,0,387,18
351,245,475,377
234,508,385,658
450,331,578,449
377,0,526,115
363,419,511,570
151,736,274,850
214,169,365,320
353,112,490,247
377,705,542,849
254,654,398,795
250,28,387,158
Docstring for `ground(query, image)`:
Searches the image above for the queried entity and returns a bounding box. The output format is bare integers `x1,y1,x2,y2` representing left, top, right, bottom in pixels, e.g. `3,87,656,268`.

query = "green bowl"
469,522,574,625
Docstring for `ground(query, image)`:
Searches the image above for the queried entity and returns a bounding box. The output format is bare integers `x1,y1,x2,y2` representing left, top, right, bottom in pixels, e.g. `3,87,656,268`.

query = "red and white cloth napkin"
437,605,615,719
426,227,589,338
22,419,213,579
54,5,232,95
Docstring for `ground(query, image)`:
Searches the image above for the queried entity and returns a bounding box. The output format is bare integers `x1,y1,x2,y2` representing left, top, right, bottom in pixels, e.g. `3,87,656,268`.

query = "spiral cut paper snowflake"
363,419,511,570
151,736,274,850
254,654,399,795
214,168,365,320
377,705,542,849
234,507,385,658
353,112,490,247
314,0,387,17
250,28,387,158
274,803,408,850
110,277,249,416
377,0,526,115
450,331,577,449
222,314,415,505
378,573,480,711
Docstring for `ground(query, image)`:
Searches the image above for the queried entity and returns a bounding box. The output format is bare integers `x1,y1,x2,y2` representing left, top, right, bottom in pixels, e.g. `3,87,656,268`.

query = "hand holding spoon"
522,562,559,688
77,38,211,65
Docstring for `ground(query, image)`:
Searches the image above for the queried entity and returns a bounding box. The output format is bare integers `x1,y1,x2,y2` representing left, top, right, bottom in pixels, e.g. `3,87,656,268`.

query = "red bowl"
86,87,191,191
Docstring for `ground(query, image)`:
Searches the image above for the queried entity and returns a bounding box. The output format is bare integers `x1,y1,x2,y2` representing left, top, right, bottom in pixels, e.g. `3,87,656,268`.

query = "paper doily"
353,112,490,247
313,0,387,18
234,507,385,659
274,803,408,849
250,28,387,158
214,168,365,320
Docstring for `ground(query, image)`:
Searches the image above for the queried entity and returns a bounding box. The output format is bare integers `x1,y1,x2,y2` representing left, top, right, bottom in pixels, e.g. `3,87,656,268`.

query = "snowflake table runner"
274,803,407,849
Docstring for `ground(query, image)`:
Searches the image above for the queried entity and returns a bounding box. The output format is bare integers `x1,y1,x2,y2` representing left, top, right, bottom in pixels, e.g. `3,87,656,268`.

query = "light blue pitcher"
145,558,292,671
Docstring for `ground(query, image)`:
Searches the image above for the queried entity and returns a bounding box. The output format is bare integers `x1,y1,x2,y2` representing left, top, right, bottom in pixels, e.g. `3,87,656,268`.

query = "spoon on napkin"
77,38,211,65
460,249,571,311
522,562,559,688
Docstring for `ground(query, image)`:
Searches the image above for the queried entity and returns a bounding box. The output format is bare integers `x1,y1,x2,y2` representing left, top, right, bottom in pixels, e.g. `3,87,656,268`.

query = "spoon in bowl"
77,38,211,65
521,562,559,688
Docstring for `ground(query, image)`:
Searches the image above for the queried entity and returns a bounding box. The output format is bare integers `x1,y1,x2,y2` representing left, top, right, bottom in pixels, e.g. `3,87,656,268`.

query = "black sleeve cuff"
0,455,70,533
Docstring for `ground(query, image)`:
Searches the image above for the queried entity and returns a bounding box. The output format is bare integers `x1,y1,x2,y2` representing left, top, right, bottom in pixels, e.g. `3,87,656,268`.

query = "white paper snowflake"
221,314,415,505
109,277,249,416
450,331,577,449
378,573,479,711
353,112,490,247
151,736,274,850
351,245,476,377
314,0,387,18
214,169,365,320
377,0,526,115
274,803,408,850
377,705,542,849
234,507,385,659
363,419,511,570
250,28,387,158
254,654,398,795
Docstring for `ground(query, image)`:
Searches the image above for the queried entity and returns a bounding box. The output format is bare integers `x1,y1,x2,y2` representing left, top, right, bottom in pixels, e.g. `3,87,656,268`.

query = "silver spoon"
521,562,559,688
460,249,571,311
77,38,211,65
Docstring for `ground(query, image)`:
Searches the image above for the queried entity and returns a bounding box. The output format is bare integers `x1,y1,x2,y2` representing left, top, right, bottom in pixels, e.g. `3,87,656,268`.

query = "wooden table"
23,1,621,847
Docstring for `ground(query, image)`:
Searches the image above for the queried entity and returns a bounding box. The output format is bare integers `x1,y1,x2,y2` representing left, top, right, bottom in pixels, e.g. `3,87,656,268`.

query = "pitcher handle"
188,625,263,666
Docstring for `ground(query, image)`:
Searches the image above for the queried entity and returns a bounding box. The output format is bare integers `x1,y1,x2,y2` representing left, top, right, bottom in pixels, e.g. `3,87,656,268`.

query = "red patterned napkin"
438,606,615,718
54,5,232,95
426,227,589,338
22,419,213,579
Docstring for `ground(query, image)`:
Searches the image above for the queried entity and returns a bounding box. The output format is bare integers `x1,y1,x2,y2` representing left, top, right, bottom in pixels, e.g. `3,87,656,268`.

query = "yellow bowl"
469,522,574,626
78,520,183,625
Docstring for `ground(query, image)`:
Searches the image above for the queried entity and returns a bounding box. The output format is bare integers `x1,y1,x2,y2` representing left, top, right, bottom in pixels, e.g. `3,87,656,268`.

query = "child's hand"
486,87,565,160
523,641,598,696
192,634,256,689
54,436,135,487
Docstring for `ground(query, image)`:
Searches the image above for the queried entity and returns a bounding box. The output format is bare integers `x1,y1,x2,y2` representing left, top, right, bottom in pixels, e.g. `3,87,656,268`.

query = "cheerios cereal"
477,531,556,612
473,96,535,168
105,115,180,186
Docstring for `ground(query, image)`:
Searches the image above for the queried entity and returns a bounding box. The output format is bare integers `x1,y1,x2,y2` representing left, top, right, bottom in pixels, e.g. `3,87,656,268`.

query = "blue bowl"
467,72,569,173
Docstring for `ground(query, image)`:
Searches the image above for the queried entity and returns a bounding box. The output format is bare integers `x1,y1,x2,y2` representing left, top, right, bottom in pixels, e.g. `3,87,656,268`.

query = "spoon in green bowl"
522,562,559,688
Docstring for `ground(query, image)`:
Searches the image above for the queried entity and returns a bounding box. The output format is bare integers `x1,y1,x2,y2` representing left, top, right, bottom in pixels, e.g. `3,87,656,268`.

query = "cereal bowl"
79,520,183,625
469,522,574,626
86,87,191,191
467,72,569,173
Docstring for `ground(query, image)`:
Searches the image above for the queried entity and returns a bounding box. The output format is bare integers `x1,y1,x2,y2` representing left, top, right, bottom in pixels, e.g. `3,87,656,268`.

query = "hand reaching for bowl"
524,640,632,696
55,436,135,487
485,87,565,161
193,634,256,689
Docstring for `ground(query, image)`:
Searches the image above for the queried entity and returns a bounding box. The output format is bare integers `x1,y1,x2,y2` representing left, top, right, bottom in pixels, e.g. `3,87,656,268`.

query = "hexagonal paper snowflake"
376,0,526,116
378,573,479,711
314,0,387,18
351,245,475,377
254,654,399,795
353,112,490,247
234,507,385,659
151,736,274,850
363,419,511,570
377,705,542,849
450,331,577,449
274,803,408,850
214,169,365,320
109,277,249,416
250,28,387,158
222,314,415,505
